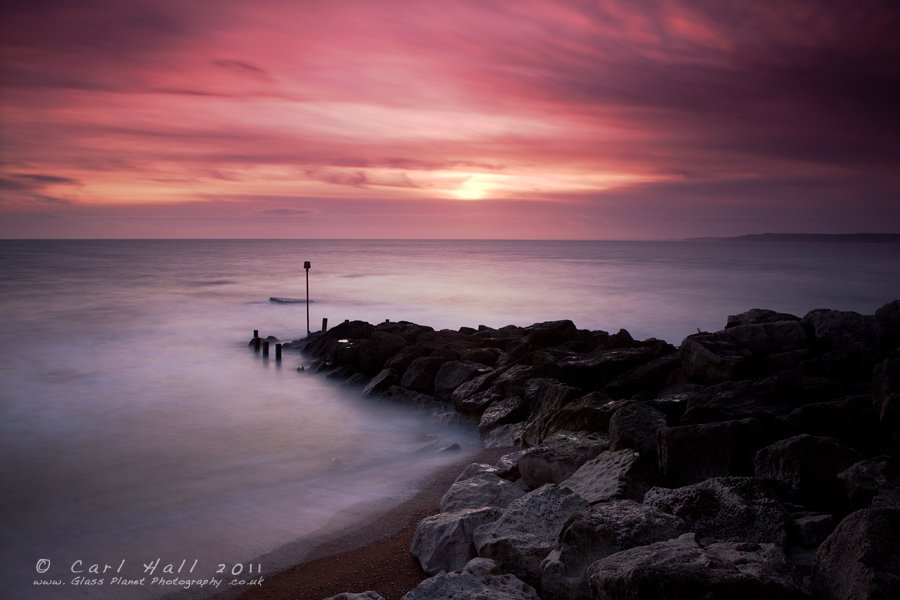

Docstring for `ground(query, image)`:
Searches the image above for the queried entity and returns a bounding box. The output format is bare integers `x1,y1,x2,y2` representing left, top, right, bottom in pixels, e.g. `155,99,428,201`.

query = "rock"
360,368,399,397
779,395,883,455
800,348,870,381
495,450,527,480
682,379,790,424
401,356,452,394
801,308,887,357
461,347,502,367
521,379,582,445
559,346,669,392
384,345,432,376
380,385,442,410
493,364,561,398
359,331,408,375
401,557,540,600
440,473,526,513
539,500,689,600
722,320,810,356
451,370,503,407
455,462,503,483
326,363,359,381
761,348,813,374
587,533,805,600
342,372,371,387
726,308,801,328
792,512,836,546
658,417,771,487
456,388,501,417
838,456,900,510
479,396,528,437
754,434,862,512
483,423,526,449
411,507,504,575
643,477,791,547
434,361,494,401
544,392,629,434
473,484,590,588
608,401,667,465
873,359,900,433
324,592,385,600
812,508,900,600
679,332,757,384
875,300,900,340
602,353,681,399
517,432,609,489
561,449,652,504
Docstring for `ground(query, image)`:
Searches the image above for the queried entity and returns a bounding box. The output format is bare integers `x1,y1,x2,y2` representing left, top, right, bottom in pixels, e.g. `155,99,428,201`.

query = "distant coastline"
684,233,900,243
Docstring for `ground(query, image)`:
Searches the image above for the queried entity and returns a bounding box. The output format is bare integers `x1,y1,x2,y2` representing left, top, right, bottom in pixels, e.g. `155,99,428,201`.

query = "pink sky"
1,0,898,238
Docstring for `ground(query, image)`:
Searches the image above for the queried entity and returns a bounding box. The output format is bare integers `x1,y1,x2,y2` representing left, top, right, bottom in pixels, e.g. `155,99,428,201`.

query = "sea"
2,239,899,600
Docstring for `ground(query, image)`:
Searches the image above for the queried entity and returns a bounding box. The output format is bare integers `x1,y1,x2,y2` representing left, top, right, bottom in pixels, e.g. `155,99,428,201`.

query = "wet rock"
658,417,771,487
451,369,503,405
539,500,688,600
587,533,805,600
384,345,432,377
411,507,504,575
517,432,609,489
495,450,527,481
754,434,861,512
402,356,452,395
644,477,791,547
679,332,756,385
602,354,682,399
801,308,887,358
473,484,590,588
544,392,629,435
455,462,503,483
440,473,527,513
722,320,810,356
608,401,667,465
561,449,652,504
434,361,493,401
479,396,528,437
812,508,900,600
838,456,900,510
483,423,526,449
726,308,801,328
873,359,900,433
521,379,581,445
401,558,540,600
456,388,501,418
360,368,399,397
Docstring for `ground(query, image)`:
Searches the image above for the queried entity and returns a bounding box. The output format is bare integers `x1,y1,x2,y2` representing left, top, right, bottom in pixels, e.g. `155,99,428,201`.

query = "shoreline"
207,447,511,600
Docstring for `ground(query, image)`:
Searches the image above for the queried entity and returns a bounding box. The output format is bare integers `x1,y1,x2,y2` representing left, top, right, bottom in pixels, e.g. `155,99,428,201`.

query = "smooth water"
1,239,899,599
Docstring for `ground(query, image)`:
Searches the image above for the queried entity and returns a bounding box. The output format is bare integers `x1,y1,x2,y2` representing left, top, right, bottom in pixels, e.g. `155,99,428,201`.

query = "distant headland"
685,233,900,243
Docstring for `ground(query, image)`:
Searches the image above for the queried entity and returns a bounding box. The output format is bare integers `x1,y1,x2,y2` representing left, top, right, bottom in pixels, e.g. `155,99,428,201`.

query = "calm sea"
2,239,899,599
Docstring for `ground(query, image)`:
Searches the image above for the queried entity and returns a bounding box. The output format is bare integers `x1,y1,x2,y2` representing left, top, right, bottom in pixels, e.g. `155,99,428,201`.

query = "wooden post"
254,336,261,351
262,340,269,357
275,343,282,361
304,261,311,336
253,329,259,338
322,318,328,332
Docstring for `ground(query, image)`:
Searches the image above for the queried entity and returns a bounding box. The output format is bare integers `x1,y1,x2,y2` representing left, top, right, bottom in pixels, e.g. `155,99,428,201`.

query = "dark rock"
440,473,527,513
401,356,451,394
527,327,570,351
483,423,526,449
451,369,504,407
754,434,862,512
381,385,442,410
761,348,813,375
875,300,900,340
493,363,561,399
360,368,400,397
411,507,504,575
779,395,883,455
679,332,757,384
599,329,636,350
455,462,503,483
722,320,810,356
659,418,771,487
588,533,805,600
402,557,540,600
433,361,493,401
495,341,532,369
873,359,900,433
559,346,668,392
838,456,900,510
517,432,609,489
539,500,689,600
342,372,370,387
460,347,502,367
495,450,527,481
521,379,582,445
459,326,477,335
479,396,528,437
602,353,682,399
473,484,590,589
326,364,359,381
812,508,900,600
304,320,376,358
358,331,408,375
561,449,652,504
726,308,801,328
643,477,791,547
608,401,668,465
799,348,871,381
324,592,384,600
544,392,629,435
456,388,501,417
682,379,790,424
416,328,474,351
801,308,887,357
384,345,432,376
792,512,836,547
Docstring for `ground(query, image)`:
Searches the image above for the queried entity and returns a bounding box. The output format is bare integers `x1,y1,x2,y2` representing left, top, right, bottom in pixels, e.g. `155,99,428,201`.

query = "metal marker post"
304,261,311,335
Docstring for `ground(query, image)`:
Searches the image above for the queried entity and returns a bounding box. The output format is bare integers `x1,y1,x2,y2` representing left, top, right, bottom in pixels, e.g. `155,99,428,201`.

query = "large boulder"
602,354,681,399
360,368,400,397
411,507,504,575
838,456,900,510
558,346,669,392
539,500,688,600
779,395,883,456
587,533,805,600
473,484,590,588
812,508,900,600
493,364,561,398
608,401,667,465
440,473,526,513
517,432,609,489
483,423,526,449
358,331,408,375
479,396,528,437
561,449,652,504
456,388,501,417
873,359,900,433
451,369,503,406
679,332,756,385
380,385,442,410
682,380,791,424
658,418,771,487
434,361,493,401
726,308,801,328
801,309,887,357
754,434,861,512
643,477,791,547
544,393,629,435
401,356,451,394
521,379,582,445
875,300,900,340
721,320,810,356
384,345,432,376
455,462,503,483
402,557,540,600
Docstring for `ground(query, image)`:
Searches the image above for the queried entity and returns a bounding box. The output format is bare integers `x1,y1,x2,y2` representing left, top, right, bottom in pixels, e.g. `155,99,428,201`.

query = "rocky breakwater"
280,302,900,600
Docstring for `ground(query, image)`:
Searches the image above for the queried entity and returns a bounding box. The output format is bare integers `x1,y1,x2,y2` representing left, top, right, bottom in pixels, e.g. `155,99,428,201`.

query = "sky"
0,0,898,239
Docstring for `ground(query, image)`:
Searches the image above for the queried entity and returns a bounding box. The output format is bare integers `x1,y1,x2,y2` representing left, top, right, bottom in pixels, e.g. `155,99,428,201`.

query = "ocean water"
1,239,899,599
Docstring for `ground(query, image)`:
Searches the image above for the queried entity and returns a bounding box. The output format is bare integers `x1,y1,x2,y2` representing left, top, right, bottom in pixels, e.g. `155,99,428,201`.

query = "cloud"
257,205,324,216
